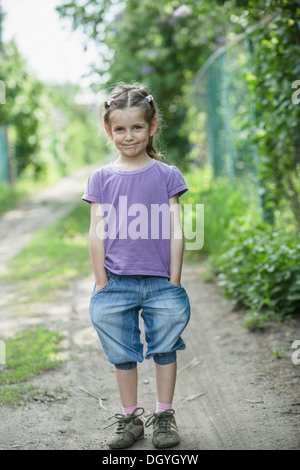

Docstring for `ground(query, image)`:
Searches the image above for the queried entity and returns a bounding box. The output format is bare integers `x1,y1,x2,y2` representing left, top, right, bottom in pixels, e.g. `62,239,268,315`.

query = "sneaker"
105,407,144,449
145,409,180,448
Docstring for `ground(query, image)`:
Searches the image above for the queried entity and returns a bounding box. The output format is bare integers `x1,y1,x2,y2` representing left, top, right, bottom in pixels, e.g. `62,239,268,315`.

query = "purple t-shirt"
82,159,188,277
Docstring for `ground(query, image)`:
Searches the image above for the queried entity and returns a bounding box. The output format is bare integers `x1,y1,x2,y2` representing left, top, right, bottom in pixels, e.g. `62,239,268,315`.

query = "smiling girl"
82,82,191,450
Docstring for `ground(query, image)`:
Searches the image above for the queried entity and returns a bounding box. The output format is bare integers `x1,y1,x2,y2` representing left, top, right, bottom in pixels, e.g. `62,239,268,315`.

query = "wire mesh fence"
191,20,275,223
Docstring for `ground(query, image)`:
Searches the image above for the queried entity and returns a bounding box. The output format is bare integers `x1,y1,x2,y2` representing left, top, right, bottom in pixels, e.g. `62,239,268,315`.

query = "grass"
1,202,91,307
0,182,28,215
0,161,70,216
0,200,91,403
0,326,64,405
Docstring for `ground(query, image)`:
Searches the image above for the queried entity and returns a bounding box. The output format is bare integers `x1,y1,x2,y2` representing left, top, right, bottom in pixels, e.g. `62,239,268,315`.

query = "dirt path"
0,164,299,451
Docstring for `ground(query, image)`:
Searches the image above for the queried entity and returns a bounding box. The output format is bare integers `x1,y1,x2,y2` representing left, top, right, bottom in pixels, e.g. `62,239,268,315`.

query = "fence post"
219,53,235,178
205,61,225,177
0,125,9,182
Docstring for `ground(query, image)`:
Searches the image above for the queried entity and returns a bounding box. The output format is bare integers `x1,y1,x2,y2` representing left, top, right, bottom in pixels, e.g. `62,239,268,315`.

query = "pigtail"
146,136,164,161
144,93,164,161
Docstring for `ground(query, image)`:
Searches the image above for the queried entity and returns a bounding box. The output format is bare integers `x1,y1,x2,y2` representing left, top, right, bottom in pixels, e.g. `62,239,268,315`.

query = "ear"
149,117,158,137
104,122,113,139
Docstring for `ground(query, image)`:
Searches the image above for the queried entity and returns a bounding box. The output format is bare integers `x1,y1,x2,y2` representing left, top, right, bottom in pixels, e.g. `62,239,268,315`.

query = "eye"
134,125,142,130
115,127,124,132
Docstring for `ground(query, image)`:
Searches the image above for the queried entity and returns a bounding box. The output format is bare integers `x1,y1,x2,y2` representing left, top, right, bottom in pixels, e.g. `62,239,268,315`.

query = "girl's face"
105,107,157,160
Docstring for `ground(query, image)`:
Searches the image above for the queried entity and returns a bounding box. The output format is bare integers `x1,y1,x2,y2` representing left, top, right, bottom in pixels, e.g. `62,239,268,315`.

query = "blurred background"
1,0,300,330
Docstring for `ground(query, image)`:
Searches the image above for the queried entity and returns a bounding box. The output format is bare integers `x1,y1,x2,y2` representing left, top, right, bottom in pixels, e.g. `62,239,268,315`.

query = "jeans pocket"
92,276,114,295
167,280,183,288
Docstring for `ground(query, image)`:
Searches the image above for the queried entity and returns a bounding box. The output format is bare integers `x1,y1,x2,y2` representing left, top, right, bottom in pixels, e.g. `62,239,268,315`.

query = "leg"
155,360,177,405
90,274,144,449
115,366,138,408
141,277,191,449
108,366,144,449
145,359,180,449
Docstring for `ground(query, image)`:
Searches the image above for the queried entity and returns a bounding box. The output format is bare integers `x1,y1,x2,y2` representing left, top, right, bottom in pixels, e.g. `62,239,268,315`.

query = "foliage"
0,38,103,183
0,41,44,176
182,165,258,258
244,0,300,230
217,215,300,326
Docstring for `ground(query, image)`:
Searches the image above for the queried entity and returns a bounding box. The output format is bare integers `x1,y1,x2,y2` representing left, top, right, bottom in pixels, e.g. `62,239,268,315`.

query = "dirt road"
0,163,299,451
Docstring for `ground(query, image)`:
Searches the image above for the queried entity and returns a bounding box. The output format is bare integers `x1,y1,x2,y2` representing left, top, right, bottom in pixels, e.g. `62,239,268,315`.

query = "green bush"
216,215,300,327
182,166,258,258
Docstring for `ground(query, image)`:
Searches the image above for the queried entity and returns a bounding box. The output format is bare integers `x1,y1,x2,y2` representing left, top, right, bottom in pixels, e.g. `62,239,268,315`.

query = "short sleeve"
81,170,102,204
167,165,189,199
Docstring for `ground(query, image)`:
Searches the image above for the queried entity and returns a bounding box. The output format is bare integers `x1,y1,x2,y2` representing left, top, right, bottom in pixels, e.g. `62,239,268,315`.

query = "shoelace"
144,409,175,432
103,407,145,431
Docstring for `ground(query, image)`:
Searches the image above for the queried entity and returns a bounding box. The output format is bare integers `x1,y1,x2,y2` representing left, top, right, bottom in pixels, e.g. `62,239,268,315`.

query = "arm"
169,194,184,286
89,202,108,290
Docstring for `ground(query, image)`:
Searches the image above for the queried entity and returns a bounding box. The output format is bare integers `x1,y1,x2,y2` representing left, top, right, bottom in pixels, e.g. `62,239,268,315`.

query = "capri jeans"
89,268,191,370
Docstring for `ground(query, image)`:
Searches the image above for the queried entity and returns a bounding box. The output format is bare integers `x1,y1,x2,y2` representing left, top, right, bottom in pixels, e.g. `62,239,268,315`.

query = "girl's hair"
102,82,164,161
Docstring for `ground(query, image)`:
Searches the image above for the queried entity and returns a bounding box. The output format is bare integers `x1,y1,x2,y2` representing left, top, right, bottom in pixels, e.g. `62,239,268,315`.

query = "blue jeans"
89,268,191,370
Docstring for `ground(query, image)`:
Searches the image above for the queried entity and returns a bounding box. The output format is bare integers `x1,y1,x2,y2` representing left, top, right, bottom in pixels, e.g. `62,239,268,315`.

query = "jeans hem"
153,351,177,365
114,361,137,370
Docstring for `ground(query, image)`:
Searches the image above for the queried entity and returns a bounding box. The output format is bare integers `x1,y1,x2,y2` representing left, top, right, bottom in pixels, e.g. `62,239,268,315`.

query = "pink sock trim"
156,402,172,412
122,405,139,415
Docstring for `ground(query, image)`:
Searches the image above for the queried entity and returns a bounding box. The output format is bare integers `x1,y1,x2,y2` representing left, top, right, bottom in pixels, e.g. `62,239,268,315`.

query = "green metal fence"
191,19,275,223
193,39,257,178
0,125,8,182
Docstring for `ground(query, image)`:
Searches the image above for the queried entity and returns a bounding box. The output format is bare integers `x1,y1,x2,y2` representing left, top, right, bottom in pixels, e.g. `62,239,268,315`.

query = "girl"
82,82,191,449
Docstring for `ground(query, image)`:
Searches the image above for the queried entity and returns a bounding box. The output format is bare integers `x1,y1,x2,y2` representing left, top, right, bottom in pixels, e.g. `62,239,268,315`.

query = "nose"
125,130,134,141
